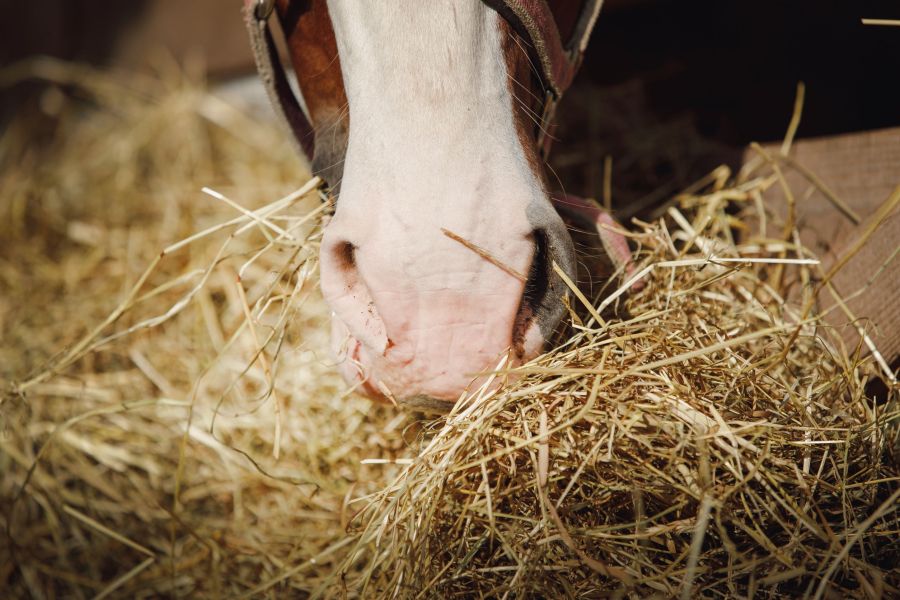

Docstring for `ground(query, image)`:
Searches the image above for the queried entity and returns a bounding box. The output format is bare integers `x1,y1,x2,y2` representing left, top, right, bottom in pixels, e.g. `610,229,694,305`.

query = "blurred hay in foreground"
1,59,898,599
0,58,406,599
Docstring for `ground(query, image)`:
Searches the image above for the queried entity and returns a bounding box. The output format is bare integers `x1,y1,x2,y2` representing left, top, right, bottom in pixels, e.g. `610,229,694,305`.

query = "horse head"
247,0,608,411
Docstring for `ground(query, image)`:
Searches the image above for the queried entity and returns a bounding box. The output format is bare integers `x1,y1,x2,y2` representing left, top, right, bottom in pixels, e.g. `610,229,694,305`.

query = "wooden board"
743,127,900,369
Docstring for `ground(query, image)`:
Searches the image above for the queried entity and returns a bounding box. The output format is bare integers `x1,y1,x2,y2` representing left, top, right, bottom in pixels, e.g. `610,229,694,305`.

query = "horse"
244,0,636,411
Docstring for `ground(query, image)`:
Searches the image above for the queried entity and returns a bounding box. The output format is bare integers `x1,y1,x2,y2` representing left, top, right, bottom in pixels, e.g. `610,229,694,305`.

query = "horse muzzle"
319,199,576,411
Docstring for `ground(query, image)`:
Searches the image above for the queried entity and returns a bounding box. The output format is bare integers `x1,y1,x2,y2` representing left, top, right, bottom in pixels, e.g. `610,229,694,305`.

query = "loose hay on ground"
1,60,897,599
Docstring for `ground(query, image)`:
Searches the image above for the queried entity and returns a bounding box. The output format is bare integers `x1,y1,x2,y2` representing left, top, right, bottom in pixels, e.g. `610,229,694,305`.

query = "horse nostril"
329,239,363,292
512,229,551,355
523,230,551,314
334,240,357,271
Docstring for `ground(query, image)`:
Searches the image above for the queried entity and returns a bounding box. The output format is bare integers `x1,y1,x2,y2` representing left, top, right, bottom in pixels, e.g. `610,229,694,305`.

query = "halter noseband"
244,0,604,168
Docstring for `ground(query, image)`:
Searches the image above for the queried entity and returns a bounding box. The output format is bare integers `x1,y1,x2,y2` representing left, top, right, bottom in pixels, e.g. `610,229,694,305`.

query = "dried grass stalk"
1,60,897,599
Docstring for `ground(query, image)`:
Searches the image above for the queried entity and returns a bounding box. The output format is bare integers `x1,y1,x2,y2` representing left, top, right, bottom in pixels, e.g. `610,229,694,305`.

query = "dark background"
556,0,900,210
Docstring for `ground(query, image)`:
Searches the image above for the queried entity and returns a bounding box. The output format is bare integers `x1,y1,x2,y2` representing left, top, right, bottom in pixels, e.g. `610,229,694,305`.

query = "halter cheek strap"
244,0,604,167
482,0,603,147
244,0,316,160
483,0,603,157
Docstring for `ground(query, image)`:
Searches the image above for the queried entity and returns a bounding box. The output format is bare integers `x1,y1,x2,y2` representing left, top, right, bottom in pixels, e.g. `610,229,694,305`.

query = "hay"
1,58,405,598
1,60,898,599
334,204,900,597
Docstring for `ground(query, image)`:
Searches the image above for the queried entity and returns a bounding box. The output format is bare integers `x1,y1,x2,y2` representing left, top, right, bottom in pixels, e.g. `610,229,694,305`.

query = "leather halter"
244,0,604,170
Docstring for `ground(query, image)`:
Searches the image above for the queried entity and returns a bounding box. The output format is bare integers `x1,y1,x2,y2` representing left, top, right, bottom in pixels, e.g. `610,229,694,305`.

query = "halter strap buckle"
254,0,275,21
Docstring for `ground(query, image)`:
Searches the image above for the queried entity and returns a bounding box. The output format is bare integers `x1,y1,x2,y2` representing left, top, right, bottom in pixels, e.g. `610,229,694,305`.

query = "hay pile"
333,196,900,597
1,59,405,598
1,60,898,599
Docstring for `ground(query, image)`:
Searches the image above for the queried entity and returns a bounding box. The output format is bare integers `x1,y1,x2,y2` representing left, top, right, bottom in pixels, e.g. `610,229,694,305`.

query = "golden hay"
1,60,898,599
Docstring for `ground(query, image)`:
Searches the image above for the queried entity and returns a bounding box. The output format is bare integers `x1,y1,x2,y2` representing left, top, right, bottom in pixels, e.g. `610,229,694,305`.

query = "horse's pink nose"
320,222,571,410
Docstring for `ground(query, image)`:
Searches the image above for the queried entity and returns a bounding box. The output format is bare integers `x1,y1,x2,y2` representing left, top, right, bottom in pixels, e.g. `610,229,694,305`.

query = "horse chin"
330,315,545,411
